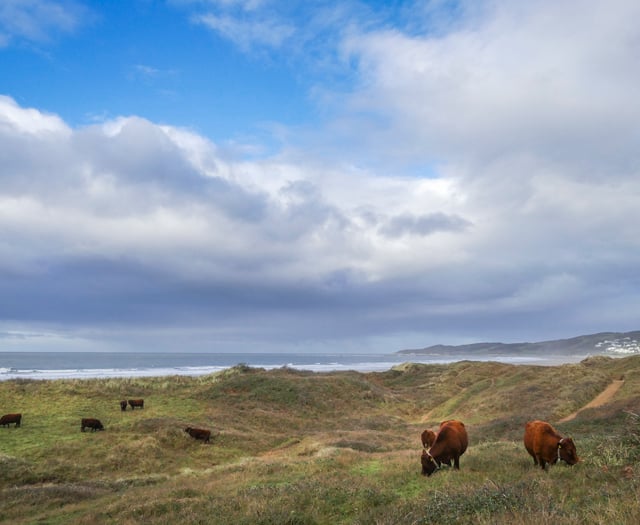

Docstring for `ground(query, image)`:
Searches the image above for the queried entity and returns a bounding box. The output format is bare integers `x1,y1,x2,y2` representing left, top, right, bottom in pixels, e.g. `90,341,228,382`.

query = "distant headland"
396,330,640,358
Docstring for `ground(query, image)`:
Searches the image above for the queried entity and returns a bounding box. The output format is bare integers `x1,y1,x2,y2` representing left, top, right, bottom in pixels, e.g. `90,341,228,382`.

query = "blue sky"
4,1,321,139
1,0,640,353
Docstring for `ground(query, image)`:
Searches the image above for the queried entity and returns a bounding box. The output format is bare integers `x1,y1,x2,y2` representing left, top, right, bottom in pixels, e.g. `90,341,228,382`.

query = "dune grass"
1,356,640,523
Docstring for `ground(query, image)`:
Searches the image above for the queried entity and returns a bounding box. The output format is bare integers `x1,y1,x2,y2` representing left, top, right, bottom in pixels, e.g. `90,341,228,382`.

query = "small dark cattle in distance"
524,420,579,470
120,400,128,411
81,418,104,432
0,413,22,428
421,420,468,476
185,427,211,443
421,429,436,449
128,399,144,410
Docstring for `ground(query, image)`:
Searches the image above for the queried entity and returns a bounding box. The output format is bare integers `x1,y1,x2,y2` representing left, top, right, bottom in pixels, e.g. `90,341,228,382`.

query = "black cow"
0,413,21,428
81,418,104,432
185,427,211,443
128,399,144,410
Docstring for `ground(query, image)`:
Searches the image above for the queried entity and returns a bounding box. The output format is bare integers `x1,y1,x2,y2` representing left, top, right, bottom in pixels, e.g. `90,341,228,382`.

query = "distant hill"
397,330,640,357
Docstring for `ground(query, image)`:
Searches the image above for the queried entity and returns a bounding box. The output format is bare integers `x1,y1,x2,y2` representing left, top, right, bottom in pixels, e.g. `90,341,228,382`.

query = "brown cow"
185,427,211,443
421,420,468,476
119,400,128,411
524,420,579,470
421,429,436,449
81,418,104,432
0,413,21,428
128,399,144,410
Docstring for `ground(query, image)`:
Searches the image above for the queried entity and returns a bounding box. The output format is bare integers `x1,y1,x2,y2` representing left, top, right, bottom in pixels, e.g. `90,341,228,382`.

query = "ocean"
0,350,591,381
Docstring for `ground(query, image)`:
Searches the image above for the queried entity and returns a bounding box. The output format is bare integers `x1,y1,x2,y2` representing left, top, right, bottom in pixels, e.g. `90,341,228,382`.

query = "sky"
1,0,639,354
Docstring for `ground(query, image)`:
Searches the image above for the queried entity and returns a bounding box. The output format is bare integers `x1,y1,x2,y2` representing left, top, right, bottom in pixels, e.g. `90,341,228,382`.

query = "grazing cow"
421,429,436,449
524,420,579,470
421,420,468,476
0,413,21,428
128,399,144,410
120,400,128,411
81,418,104,432
185,427,211,443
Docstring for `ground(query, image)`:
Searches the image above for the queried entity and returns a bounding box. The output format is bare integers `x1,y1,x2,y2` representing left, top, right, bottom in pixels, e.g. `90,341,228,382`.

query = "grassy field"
1,355,640,524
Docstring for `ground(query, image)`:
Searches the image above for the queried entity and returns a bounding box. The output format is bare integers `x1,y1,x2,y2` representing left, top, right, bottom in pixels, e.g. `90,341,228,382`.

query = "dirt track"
558,379,625,423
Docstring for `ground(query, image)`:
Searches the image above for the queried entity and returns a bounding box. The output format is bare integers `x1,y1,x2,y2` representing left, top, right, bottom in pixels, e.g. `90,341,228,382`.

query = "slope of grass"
1,356,640,523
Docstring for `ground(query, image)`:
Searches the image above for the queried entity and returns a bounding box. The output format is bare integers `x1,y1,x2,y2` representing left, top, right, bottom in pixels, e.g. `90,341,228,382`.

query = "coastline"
0,350,599,382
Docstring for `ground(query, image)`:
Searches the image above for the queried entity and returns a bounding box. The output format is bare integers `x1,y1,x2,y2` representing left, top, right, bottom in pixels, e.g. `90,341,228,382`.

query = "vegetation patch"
1,355,640,523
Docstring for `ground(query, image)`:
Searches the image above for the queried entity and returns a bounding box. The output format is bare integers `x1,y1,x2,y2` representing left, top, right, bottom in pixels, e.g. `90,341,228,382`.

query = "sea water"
0,351,589,381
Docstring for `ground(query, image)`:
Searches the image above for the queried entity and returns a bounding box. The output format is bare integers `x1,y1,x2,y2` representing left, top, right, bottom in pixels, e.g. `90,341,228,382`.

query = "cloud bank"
1,0,640,352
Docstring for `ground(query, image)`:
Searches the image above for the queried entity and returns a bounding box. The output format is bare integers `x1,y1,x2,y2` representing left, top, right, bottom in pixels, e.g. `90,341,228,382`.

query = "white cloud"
195,13,295,50
0,95,70,135
187,0,360,62
0,0,85,46
131,64,179,80
340,0,640,173
0,96,476,303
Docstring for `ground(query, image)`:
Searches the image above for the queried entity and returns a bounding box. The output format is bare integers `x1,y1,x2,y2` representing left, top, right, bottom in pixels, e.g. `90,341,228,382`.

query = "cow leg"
453,456,460,470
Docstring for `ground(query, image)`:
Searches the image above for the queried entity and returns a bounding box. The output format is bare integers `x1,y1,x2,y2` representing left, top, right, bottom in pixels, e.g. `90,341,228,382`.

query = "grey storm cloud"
379,212,471,238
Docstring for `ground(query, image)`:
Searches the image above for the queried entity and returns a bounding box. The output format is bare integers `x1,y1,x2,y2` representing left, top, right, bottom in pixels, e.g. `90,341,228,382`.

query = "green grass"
1,356,640,523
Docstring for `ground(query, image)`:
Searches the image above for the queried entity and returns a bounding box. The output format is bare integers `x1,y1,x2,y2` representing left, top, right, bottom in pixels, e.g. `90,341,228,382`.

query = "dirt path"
558,379,625,423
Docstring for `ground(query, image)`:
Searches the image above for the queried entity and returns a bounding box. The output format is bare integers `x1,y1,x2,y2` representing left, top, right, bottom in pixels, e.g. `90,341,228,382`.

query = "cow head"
120,400,127,411
421,449,439,476
558,437,579,465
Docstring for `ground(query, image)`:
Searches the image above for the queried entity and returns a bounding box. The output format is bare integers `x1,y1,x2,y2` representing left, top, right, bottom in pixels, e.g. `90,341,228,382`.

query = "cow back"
431,420,468,458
